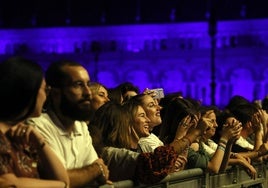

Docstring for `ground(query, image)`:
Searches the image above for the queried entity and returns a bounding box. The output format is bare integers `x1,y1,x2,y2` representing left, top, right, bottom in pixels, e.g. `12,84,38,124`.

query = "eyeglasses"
66,81,91,90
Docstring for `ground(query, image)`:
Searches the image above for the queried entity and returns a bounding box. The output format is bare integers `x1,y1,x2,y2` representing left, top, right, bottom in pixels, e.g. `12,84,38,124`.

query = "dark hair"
118,82,139,94
199,105,220,117
129,94,147,105
108,87,122,104
0,56,43,122
225,95,250,112
159,98,197,144
230,103,258,125
46,60,82,88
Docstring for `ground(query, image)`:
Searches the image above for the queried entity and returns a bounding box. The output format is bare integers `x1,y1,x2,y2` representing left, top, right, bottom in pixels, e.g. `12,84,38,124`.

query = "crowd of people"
1,56,268,188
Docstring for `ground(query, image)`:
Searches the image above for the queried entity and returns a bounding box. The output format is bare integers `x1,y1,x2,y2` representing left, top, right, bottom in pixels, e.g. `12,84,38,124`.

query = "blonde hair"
89,82,106,96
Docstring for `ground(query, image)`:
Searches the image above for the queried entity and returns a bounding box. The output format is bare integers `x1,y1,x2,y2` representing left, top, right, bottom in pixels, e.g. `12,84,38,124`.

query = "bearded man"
28,60,110,188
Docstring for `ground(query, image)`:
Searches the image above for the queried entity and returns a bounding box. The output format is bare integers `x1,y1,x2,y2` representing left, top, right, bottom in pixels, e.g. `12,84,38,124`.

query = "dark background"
0,0,267,28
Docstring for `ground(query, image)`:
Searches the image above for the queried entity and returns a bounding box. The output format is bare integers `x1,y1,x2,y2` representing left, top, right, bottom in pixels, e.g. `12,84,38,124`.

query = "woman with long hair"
0,57,69,188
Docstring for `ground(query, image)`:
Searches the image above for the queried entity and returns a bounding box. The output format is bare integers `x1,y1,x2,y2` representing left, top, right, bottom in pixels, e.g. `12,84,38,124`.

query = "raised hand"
251,111,262,133
195,116,213,134
221,119,242,142
174,115,193,139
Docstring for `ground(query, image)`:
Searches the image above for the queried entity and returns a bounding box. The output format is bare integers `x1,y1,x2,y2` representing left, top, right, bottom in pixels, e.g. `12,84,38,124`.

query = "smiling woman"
129,94,163,153
89,100,212,185
90,101,177,183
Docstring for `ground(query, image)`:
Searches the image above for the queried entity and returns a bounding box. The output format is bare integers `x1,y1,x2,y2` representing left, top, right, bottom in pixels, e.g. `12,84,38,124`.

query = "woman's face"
31,79,47,117
203,110,217,139
141,95,162,129
90,86,110,111
133,106,151,138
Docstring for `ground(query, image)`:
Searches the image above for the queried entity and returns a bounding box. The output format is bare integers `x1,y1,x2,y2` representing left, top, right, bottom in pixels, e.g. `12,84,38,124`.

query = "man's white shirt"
28,112,98,169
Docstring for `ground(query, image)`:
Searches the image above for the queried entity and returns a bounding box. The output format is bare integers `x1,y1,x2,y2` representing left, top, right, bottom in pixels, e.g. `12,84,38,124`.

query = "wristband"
219,139,227,146
218,142,226,148
217,145,226,152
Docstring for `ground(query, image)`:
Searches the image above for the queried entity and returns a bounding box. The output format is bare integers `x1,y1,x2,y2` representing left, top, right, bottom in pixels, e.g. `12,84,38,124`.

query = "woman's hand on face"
195,117,212,134
189,114,201,129
175,115,192,139
177,114,201,139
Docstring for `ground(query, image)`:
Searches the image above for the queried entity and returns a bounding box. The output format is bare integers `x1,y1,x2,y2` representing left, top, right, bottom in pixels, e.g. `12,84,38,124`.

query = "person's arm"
28,127,69,185
219,141,233,172
5,123,69,188
227,154,257,179
252,111,264,151
29,118,111,187
67,158,110,188
219,121,242,172
237,150,260,159
170,128,200,154
236,142,268,161
254,129,263,151
37,140,69,184
208,120,242,173
0,173,67,188
170,117,210,154
206,138,228,173
243,142,268,160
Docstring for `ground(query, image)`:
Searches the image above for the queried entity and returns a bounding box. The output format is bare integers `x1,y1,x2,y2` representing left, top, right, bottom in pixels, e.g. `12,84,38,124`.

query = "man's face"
59,65,94,121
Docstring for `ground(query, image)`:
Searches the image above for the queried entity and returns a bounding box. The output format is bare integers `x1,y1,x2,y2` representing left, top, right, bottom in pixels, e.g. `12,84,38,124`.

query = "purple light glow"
0,19,268,106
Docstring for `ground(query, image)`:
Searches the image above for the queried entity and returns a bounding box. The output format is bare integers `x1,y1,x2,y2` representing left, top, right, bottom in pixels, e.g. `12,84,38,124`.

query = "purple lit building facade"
0,18,268,107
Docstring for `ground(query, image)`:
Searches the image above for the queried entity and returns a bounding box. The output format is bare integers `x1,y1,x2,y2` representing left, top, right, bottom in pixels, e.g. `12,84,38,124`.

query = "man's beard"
60,93,94,121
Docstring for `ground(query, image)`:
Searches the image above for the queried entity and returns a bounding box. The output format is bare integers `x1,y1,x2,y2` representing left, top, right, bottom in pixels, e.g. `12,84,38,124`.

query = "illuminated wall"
0,19,268,106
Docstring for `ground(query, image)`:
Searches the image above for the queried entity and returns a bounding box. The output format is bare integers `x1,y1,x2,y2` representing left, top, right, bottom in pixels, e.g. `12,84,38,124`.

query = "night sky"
0,0,267,28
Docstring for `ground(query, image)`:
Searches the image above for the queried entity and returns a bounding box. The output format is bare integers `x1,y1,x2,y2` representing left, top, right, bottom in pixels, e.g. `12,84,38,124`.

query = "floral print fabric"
0,131,39,178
